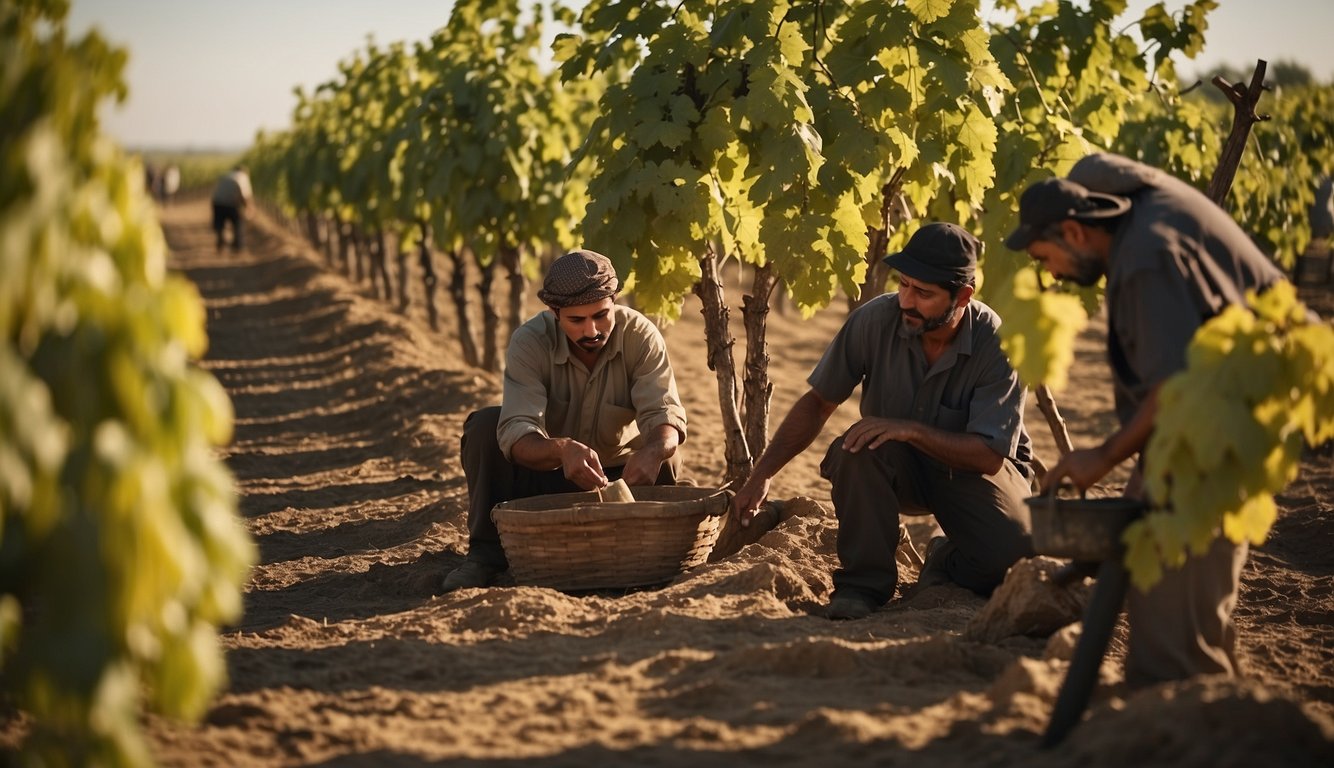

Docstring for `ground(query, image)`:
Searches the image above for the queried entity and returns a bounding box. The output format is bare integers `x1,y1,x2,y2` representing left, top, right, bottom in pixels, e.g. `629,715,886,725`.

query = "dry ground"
125,199,1334,765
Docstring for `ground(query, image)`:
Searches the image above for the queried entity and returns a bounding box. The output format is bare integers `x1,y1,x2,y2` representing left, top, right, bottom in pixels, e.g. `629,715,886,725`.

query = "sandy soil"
132,199,1333,766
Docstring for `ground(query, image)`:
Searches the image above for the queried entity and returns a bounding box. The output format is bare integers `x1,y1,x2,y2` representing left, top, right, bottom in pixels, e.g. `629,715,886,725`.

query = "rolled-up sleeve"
497,326,552,460
627,316,688,442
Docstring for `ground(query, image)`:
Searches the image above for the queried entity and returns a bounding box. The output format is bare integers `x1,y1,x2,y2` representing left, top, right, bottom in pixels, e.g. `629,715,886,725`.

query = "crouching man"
442,249,688,591
732,223,1036,619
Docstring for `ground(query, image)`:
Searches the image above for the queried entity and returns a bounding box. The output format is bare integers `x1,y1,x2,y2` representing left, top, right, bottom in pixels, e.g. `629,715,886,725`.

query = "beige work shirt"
497,305,687,467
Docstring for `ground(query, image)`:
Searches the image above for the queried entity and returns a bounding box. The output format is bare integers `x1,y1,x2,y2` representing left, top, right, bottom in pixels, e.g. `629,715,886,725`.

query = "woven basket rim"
493,500,725,525
492,485,730,520
492,485,730,590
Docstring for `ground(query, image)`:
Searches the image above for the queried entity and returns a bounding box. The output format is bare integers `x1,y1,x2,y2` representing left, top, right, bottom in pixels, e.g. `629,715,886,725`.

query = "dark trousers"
821,437,1034,604
461,406,681,569
212,203,243,251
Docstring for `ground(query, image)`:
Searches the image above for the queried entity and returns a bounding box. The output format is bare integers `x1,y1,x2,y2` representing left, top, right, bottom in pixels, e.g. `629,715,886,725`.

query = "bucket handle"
1038,479,1089,529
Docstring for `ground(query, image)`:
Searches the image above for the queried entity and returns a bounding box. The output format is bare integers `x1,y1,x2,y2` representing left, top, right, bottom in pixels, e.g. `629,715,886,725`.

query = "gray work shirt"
807,294,1033,469
498,304,688,466
1069,153,1285,423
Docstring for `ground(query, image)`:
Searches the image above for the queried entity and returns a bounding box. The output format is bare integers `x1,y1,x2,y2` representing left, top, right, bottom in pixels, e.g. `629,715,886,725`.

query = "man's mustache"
578,334,606,344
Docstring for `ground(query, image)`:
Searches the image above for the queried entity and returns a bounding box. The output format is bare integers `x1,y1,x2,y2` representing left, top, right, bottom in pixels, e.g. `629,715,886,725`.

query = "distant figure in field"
1312,175,1334,241
160,164,180,206
440,249,689,592
210,164,253,252
143,162,159,200
1305,175,1334,284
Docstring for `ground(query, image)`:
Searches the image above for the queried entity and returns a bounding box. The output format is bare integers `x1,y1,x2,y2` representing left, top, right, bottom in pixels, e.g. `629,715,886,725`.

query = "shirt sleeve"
965,348,1029,461
806,304,870,404
625,315,688,442
496,325,552,460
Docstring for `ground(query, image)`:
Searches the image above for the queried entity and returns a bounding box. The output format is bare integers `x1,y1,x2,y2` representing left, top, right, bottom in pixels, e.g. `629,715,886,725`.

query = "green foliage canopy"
1,2,254,764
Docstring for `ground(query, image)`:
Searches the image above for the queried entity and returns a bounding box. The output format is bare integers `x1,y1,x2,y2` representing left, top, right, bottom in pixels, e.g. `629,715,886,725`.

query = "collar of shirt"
893,298,977,373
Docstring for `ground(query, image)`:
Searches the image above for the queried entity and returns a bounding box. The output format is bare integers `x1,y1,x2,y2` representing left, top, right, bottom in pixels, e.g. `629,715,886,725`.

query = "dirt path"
145,199,1333,766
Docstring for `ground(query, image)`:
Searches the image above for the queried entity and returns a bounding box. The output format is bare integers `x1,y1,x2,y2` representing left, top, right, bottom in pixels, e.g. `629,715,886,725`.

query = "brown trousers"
820,437,1034,604
460,406,680,569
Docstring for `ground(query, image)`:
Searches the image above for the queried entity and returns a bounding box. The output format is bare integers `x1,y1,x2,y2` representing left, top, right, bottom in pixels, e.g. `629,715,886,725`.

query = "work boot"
825,590,878,620
915,536,955,589
440,560,503,593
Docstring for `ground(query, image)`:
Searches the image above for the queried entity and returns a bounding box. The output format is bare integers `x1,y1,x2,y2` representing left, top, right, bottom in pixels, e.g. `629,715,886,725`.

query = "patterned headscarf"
537,249,620,308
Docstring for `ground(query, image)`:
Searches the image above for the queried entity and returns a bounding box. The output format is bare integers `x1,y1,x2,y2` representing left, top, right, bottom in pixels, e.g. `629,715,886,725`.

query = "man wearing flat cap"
1007,151,1284,685
733,222,1037,619
442,249,688,592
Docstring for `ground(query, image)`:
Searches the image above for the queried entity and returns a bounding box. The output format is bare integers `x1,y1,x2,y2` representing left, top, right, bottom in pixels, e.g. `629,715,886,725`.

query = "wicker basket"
491,485,729,591
1025,494,1145,561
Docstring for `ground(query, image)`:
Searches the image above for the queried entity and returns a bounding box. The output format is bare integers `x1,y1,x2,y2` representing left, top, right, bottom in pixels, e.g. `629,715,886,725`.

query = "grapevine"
1126,282,1334,590
1,3,254,765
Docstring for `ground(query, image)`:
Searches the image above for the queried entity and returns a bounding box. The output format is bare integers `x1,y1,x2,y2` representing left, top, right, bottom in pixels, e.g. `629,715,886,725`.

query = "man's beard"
577,334,607,350
1059,241,1106,287
901,305,958,337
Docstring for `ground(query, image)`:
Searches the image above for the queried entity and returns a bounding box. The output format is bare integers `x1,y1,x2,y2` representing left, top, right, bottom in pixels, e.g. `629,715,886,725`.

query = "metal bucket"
1025,494,1146,561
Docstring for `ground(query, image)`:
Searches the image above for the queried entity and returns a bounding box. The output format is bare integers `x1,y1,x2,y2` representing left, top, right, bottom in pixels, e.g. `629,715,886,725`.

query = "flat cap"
883,222,979,285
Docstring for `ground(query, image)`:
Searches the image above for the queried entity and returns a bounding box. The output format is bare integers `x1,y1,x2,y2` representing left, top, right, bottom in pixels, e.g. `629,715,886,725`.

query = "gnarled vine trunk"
850,171,908,313
418,226,439,331
694,248,751,484
479,258,501,373
500,244,526,344
396,236,410,313
740,263,778,469
449,248,481,368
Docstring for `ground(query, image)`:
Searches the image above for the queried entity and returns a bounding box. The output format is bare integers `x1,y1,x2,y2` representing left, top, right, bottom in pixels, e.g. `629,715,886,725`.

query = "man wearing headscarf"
441,249,689,592
732,223,1037,620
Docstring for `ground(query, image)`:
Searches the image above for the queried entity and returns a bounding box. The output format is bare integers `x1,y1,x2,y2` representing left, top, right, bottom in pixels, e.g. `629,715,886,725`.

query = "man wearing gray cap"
732,223,1036,619
1006,151,1284,685
441,249,689,592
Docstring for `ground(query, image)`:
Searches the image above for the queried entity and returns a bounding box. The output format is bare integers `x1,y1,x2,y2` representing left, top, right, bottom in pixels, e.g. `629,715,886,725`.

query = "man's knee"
461,406,504,470
821,438,909,482
463,406,502,444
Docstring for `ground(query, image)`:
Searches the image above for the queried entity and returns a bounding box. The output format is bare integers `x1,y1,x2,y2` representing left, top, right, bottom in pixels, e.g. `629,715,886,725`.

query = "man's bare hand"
561,440,608,490
731,474,772,528
619,449,661,487
1041,447,1114,494
841,417,918,453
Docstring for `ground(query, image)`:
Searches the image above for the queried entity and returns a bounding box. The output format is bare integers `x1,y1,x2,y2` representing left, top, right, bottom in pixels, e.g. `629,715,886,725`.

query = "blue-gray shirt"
807,293,1033,469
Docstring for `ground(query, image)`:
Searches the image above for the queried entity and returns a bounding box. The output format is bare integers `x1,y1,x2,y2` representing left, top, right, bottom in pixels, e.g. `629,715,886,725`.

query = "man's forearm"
1098,384,1160,467
637,423,680,463
509,432,571,471
904,423,1006,475
751,390,838,481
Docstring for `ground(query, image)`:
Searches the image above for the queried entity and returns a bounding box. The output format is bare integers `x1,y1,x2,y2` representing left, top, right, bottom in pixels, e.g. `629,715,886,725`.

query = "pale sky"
67,0,1334,151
